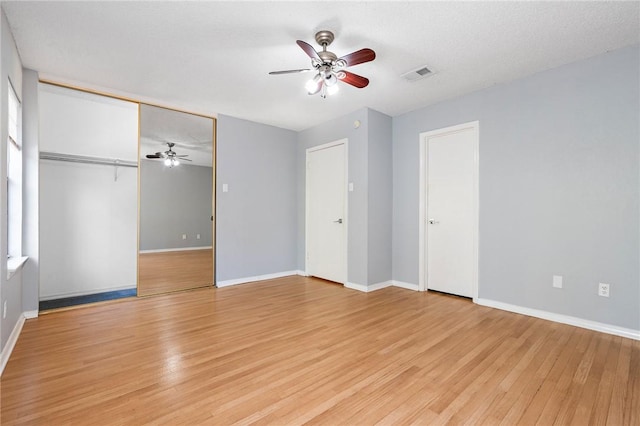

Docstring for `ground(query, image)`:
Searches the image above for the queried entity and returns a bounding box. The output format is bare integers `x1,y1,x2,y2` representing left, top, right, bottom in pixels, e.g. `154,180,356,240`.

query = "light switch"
553,275,562,288
222,183,229,193
349,182,354,192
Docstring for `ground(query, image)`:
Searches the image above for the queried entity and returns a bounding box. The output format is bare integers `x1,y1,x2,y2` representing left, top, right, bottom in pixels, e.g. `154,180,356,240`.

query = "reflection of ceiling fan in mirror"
145,142,192,167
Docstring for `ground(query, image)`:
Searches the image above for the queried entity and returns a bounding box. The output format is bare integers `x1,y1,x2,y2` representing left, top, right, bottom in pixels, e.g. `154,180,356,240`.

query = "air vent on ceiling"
402,65,434,82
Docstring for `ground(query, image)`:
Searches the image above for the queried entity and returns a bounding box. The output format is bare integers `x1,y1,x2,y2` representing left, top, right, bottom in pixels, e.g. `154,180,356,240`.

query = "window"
7,80,22,260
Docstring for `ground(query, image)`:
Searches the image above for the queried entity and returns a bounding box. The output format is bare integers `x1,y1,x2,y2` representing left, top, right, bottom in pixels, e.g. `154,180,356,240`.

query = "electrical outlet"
553,275,563,288
182,234,187,240
598,283,610,298
3,301,7,319
196,234,201,240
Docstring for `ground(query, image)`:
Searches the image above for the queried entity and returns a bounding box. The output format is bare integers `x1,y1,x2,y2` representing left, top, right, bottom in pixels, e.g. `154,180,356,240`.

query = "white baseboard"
475,298,640,341
345,281,393,293
369,281,393,291
140,246,212,254
217,270,300,288
23,310,38,319
392,280,420,291
345,282,369,292
39,285,136,301
1,313,27,376
345,280,421,293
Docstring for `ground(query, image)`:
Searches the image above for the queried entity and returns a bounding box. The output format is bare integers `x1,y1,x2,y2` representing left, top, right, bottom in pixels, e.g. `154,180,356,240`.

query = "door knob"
333,218,343,224
428,219,439,225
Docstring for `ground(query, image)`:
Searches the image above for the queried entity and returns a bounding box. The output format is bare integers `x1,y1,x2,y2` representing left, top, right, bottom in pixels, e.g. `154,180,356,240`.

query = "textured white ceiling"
3,1,639,131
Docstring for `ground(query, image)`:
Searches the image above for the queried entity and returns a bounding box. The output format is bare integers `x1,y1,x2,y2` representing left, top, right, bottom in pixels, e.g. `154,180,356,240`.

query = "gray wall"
0,8,24,352
216,114,298,282
140,160,213,250
297,108,370,286
392,45,639,330
367,109,393,285
296,107,394,287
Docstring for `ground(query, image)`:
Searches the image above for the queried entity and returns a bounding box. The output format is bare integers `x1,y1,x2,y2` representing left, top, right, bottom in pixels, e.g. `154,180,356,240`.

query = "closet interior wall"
38,83,138,301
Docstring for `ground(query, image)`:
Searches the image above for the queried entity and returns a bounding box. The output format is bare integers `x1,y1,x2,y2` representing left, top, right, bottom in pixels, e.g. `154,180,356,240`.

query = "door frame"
418,121,479,299
305,138,349,283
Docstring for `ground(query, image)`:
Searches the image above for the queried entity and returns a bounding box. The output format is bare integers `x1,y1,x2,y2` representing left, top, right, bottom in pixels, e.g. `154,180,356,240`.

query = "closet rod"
40,152,138,168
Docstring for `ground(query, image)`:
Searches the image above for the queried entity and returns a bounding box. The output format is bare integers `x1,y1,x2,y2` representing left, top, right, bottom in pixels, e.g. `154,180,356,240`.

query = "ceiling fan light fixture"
327,84,339,96
306,73,323,94
164,156,180,167
324,71,338,86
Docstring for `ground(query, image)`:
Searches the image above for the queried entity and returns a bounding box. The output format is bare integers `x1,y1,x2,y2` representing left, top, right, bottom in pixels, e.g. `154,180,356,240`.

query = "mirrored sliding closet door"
138,104,215,296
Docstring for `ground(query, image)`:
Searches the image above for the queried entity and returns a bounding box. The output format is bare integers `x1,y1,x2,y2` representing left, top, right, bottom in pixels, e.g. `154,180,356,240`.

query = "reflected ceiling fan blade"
339,71,370,88
296,40,320,60
269,69,312,75
338,48,376,67
179,158,192,162
146,152,166,159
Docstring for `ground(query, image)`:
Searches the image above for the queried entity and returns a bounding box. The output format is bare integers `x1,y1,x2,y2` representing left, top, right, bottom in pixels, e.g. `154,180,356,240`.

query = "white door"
421,122,478,298
306,141,347,283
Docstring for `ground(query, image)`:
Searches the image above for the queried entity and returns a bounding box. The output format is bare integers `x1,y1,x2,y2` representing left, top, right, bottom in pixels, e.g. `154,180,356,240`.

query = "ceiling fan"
145,142,191,167
269,30,376,98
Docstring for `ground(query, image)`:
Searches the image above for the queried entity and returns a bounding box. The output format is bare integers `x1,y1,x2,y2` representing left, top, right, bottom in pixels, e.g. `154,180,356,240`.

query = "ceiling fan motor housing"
315,30,335,47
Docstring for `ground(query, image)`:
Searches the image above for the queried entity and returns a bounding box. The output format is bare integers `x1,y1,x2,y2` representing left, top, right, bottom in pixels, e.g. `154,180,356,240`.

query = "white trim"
23,310,38,319
345,282,369,292
139,246,212,254
216,271,300,288
7,256,28,280
344,281,393,293
419,121,479,299
369,280,394,291
476,298,640,341
1,313,26,376
419,138,426,292
392,281,420,291
39,285,136,301
306,139,346,153
296,270,308,277
305,138,349,284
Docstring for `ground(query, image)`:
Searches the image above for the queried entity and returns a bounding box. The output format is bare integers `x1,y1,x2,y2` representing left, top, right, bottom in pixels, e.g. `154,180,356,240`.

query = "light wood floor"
1,276,638,425
138,248,214,296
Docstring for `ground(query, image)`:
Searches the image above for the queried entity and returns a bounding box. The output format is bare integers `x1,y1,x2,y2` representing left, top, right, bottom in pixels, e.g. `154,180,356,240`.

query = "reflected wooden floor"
137,248,213,296
1,276,638,425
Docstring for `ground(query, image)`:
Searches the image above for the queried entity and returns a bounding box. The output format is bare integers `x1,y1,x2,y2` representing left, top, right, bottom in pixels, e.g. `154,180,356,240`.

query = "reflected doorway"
138,104,215,296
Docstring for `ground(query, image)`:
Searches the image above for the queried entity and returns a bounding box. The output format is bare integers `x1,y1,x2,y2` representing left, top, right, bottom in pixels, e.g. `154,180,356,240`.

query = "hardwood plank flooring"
138,249,213,296
1,276,638,425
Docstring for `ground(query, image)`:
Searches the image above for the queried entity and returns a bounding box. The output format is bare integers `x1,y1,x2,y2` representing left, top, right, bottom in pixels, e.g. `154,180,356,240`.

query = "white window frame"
7,79,23,270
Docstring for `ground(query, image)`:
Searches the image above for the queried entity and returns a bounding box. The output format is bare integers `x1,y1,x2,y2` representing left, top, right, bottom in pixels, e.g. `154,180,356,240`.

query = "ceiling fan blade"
339,71,370,88
145,154,162,159
269,69,312,75
176,155,190,158
179,158,192,162
296,40,320,60
338,48,376,67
